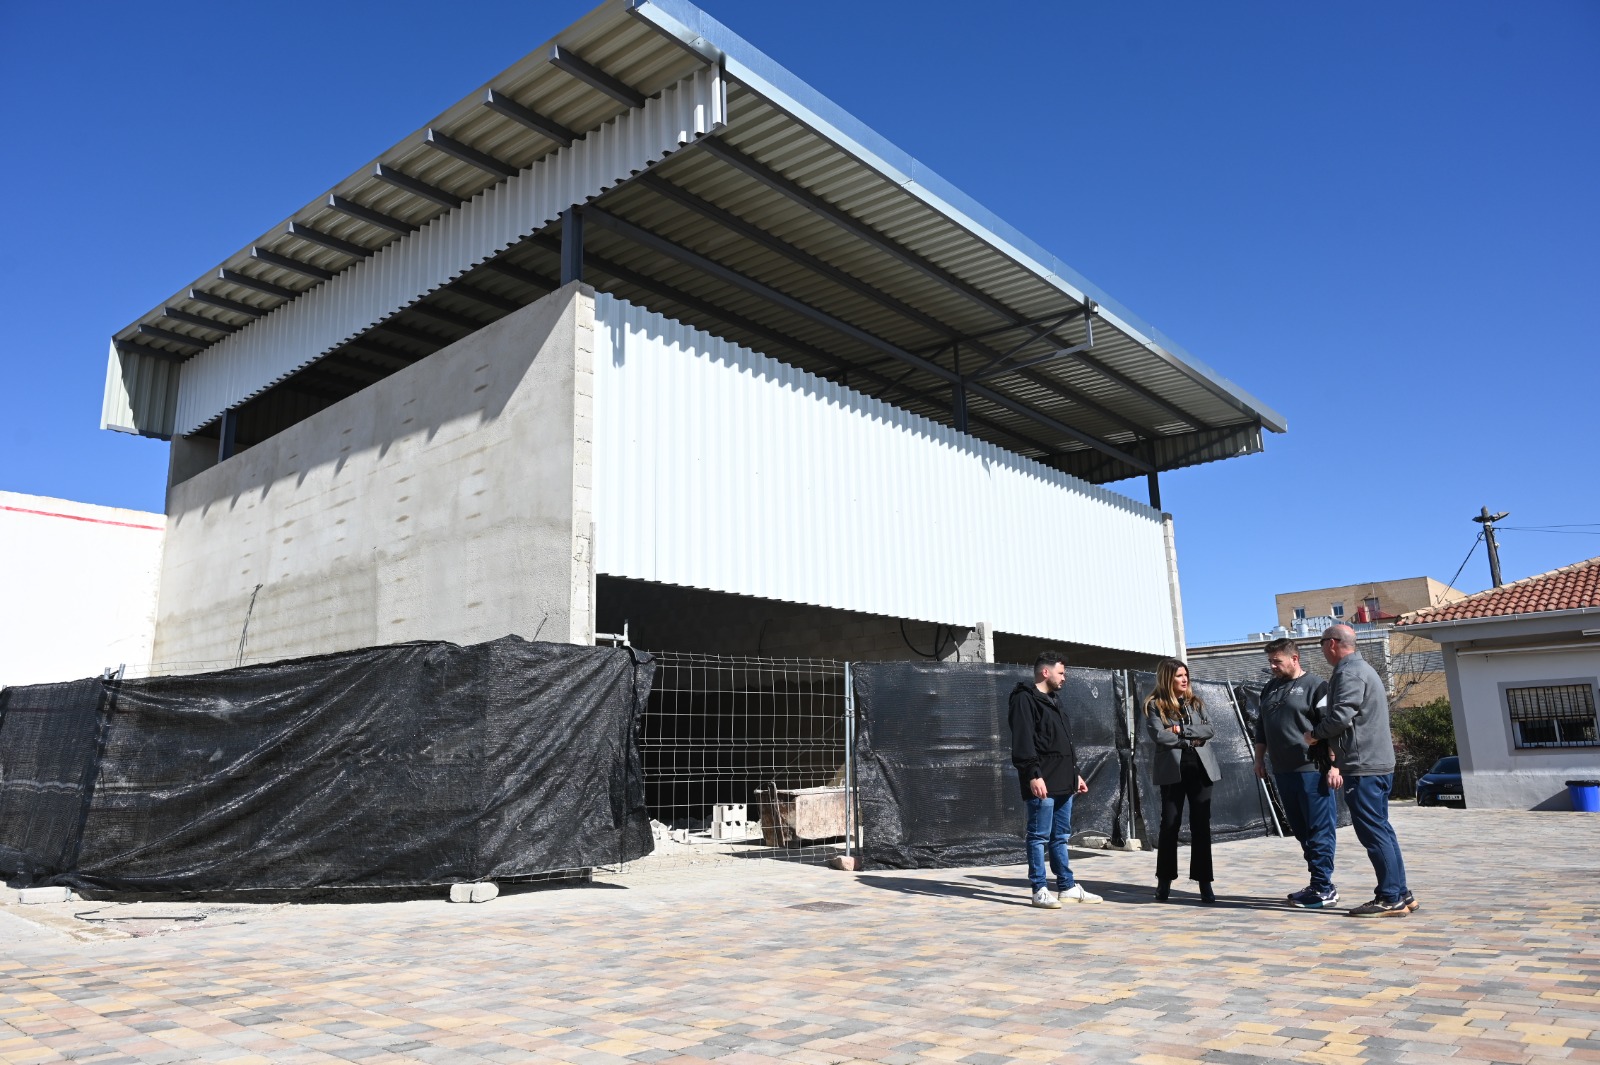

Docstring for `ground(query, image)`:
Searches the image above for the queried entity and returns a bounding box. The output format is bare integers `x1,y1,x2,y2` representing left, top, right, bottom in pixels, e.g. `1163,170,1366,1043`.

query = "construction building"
97,0,1285,674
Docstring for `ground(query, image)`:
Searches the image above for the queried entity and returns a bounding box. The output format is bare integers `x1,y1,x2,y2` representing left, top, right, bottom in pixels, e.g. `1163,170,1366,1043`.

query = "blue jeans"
1344,773,1409,902
1024,795,1076,892
1274,771,1337,891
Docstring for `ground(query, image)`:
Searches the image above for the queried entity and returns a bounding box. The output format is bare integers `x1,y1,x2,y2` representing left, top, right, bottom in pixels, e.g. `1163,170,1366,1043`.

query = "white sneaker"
1031,887,1061,909
1058,884,1103,904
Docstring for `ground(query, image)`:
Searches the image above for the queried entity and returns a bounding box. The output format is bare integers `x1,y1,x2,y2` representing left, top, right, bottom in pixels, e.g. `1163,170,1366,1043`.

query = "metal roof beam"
583,206,1154,473
972,329,1094,383
548,45,646,108
218,269,297,301
1053,350,1208,430
697,137,1026,327
697,139,1221,434
372,320,450,350
188,288,265,318
442,280,522,313
136,324,209,350
585,205,957,384
251,247,334,281
373,164,462,209
424,129,519,179
327,195,418,234
526,236,1062,459
483,88,576,148
637,172,952,345
963,310,1085,380
406,302,483,332
162,307,239,334
286,221,375,260
479,258,556,292
114,339,185,364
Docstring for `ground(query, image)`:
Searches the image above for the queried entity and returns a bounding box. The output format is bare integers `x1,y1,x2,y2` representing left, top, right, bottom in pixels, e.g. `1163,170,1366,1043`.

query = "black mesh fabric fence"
1129,673,1275,845
853,662,1128,869
0,679,108,881
0,636,654,892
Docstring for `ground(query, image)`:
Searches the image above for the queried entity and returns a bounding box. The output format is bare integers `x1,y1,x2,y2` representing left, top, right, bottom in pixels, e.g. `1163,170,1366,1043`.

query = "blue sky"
1,1,1595,643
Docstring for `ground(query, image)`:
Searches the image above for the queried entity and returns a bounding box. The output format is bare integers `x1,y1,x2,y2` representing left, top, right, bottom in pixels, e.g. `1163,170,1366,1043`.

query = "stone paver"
2,807,1597,1064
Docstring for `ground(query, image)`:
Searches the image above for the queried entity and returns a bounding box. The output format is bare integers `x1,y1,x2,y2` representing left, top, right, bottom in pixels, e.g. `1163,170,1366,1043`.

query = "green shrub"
1393,697,1457,774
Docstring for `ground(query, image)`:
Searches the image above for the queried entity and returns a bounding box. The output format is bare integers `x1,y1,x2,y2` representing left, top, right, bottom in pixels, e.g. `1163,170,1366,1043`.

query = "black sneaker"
1348,896,1408,918
1291,886,1339,909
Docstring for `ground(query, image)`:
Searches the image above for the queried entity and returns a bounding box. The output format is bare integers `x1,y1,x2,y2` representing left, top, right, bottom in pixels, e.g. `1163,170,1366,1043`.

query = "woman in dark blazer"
1143,658,1220,902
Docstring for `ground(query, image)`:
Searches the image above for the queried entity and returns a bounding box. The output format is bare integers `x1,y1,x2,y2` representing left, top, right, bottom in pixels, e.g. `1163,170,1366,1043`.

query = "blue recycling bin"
1568,780,1600,812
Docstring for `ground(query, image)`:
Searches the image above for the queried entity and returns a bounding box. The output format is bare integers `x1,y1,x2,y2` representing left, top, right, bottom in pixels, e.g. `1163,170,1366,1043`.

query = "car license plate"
1438,794,1462,802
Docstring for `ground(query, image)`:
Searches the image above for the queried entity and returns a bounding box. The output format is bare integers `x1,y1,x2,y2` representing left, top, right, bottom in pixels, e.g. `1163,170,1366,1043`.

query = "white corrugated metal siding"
166,67,726,437
101,342,179,437
592,294,1177,656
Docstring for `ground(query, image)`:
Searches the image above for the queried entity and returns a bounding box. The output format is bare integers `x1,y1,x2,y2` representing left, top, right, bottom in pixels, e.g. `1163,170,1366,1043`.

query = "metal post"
952,343,968,433
560,206,585,285
843,661,856,858
218,409,238,462
1146,471,1161,510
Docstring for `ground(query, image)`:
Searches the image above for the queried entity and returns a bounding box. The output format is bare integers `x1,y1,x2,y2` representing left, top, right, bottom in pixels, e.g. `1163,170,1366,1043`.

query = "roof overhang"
103,0,1286,487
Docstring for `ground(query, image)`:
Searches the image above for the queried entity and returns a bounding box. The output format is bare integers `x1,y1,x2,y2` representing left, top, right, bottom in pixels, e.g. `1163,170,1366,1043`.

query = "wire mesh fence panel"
621,651,852,873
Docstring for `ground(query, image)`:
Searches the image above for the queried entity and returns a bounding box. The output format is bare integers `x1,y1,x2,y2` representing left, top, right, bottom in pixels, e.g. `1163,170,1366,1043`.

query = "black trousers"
1157,749,1214,883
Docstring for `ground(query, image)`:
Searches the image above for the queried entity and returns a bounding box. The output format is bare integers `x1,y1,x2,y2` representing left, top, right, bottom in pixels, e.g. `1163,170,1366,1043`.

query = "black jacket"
1008,682,1080,799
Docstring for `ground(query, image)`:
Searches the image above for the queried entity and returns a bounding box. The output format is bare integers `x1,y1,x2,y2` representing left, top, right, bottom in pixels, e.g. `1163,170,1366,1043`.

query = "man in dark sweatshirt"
1308,624,1418,918
1009,650,1101,909
1255,637,1336,908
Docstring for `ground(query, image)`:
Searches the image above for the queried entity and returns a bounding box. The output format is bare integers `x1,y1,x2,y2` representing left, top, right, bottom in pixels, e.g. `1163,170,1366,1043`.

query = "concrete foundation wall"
0,492,165,686
152,284,595,670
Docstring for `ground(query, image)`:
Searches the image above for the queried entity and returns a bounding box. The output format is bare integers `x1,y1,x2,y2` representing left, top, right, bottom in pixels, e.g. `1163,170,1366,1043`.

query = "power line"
1439,531,1483,599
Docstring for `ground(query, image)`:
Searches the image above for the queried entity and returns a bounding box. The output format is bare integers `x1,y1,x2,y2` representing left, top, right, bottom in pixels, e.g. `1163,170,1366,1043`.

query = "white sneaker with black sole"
1031,888,1061,909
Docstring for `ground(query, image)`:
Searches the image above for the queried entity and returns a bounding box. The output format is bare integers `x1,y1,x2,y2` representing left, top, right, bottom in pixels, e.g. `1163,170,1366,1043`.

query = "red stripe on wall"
0,504,163,532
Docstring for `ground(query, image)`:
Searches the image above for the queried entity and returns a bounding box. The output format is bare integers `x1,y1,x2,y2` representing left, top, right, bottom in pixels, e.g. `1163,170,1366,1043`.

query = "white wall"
0,491,164,686
593,294,1177,657
1452,644,1600,809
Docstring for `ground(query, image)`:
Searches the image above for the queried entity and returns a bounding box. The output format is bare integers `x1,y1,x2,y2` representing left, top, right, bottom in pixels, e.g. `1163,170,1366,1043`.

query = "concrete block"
449,882,498,904
1116,838,1143,851
18,886,73,904
711,819,750,840
712,803,747,823
828,855,860,871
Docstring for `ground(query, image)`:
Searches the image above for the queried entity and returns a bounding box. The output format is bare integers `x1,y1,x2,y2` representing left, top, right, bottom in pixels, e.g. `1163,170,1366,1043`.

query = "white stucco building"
1398,557,1600,810
0,492,164,686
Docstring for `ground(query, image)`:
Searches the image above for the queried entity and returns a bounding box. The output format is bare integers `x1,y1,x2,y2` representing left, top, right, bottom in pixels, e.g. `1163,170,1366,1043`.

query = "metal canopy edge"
628,0,1287,435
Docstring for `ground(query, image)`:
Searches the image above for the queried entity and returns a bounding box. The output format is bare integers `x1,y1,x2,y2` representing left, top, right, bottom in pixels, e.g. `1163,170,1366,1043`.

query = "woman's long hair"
1143,658,1203,726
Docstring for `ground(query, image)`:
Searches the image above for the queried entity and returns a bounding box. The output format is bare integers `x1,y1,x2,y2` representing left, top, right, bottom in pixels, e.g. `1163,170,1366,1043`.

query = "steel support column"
1147,471,1161,511
561,207,585,285
218,409,238,462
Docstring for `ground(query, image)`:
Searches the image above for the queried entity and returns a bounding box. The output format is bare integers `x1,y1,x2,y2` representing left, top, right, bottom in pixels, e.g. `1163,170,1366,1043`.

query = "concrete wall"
1449,643,1600,810
0,491,164,686
152,283,595,670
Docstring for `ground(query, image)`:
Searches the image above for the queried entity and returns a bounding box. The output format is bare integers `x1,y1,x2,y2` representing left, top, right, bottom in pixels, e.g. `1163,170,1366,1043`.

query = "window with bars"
1505,683,1599,749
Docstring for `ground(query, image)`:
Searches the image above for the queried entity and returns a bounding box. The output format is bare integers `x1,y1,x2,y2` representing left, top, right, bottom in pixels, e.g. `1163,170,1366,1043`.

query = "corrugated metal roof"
104,0,1285,486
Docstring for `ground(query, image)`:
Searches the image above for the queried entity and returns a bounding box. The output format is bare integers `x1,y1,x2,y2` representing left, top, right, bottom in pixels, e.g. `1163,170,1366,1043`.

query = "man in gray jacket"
1306,624,1417,917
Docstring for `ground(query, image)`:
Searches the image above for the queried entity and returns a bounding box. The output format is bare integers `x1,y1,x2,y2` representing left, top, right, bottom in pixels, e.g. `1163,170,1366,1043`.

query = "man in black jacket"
1009,651,1101,908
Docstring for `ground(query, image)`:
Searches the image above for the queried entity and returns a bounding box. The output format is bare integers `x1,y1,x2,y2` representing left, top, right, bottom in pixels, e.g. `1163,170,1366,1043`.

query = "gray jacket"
1312,652,1395,776
1144,701,1220,786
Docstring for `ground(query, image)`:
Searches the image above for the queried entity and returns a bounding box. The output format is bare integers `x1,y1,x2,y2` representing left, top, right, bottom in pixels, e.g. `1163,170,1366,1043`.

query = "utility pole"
1472,506,1509,587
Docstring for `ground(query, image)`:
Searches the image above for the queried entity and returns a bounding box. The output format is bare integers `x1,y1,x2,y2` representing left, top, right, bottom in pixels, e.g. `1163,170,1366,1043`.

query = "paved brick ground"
2,807,1597,1065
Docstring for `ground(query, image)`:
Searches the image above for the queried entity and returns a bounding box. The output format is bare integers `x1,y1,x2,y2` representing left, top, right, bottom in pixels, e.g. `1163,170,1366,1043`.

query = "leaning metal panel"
592,293,1177,656
156,67,726,439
